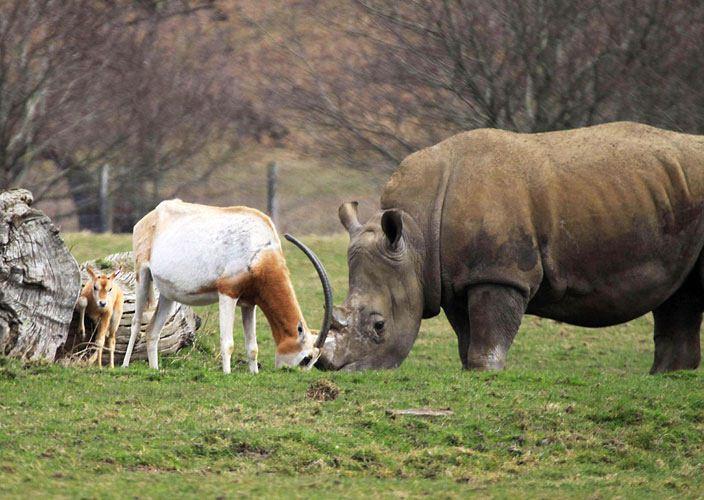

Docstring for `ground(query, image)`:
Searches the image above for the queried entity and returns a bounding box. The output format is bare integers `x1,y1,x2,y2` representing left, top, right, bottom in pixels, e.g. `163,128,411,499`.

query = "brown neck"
252,252,305,346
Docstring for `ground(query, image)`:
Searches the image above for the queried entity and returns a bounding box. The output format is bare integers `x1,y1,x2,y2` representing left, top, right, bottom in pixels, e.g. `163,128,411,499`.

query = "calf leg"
241,305,258,374
218,293,238,374
109,302,122,369
108,334,116,369
77,296,88,339
466,285,526,370
91,317,109,368
651,287,701,374
146,296,175,370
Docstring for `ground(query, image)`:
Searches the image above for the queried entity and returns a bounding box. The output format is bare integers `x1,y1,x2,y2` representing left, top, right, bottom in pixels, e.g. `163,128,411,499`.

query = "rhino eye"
373,320,385,332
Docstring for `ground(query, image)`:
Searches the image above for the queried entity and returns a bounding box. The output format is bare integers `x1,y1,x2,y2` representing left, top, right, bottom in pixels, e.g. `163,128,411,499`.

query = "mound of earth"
306,379,340,401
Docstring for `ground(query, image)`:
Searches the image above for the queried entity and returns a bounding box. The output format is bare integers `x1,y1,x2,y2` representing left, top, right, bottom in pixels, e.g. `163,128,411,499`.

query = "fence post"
98,163,113,233
267,161,279,228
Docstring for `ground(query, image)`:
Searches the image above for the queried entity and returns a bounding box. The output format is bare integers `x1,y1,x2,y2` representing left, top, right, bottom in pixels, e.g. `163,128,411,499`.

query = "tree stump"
0,189,81,360
57,252,200,364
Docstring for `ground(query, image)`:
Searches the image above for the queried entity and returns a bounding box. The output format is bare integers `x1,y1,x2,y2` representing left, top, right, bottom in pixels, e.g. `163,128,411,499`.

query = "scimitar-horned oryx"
121,199,332,373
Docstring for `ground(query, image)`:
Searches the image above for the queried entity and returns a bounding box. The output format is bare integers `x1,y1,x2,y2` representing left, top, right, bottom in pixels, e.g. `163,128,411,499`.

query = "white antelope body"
121,199,332,373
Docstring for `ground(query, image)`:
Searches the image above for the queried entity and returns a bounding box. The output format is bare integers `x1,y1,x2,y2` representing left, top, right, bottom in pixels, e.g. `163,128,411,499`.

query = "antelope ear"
339,201,361,234
86,266,97,279
381,209,404,251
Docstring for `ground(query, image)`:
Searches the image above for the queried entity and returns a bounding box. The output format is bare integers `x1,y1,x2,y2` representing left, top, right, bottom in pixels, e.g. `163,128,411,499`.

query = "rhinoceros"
317,122,704,373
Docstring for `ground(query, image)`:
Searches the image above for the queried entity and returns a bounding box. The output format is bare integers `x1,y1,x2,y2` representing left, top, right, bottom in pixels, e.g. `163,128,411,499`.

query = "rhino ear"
339,201,361,234
381,209,404,252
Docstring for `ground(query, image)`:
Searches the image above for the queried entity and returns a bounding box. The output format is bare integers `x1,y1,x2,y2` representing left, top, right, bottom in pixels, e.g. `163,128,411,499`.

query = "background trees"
265,0,704,170
4,0,704,232
0,0,275,231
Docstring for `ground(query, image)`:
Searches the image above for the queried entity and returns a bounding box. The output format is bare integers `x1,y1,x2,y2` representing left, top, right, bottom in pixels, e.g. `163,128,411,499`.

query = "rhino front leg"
466,285,526,370
445,302,470,369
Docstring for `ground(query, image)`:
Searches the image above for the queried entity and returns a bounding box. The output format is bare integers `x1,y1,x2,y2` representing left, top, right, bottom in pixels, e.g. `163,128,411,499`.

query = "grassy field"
1,233,703,498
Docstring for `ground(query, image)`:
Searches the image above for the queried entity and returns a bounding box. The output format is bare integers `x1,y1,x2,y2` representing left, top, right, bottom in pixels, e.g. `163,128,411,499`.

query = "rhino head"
317,202,428,370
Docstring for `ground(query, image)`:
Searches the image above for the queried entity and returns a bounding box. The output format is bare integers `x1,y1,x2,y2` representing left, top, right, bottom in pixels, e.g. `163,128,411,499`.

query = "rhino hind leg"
465,285,527,370
650,281,702,374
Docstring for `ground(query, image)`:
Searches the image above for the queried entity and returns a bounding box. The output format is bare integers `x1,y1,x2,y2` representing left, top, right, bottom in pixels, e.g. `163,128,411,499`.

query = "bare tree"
0,1,110,191
263,0,704,170
0,0,277,231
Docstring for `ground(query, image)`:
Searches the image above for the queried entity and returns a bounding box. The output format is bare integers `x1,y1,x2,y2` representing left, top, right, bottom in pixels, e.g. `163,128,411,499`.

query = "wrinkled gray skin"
318,122,704,372
318,207,427,370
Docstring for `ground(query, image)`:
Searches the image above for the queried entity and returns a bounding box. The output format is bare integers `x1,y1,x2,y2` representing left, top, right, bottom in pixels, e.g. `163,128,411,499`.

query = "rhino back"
390,122,704,326
382,142,451,232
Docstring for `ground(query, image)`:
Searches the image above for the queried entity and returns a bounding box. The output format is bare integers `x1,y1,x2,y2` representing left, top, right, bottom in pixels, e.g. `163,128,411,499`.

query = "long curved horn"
284,234,333,348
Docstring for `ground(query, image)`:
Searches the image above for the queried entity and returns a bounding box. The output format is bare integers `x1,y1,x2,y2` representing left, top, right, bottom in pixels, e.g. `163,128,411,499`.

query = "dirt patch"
230,442,270,459
129,464,178,473
306,379,340,401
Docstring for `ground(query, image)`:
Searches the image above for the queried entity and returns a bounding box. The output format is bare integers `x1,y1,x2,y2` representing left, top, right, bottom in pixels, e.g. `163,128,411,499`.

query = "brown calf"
76,267,124,368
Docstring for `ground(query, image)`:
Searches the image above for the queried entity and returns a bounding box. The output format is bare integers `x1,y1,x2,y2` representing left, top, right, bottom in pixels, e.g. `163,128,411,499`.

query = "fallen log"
0,189,198,365
57,251,200,364
0,189,81,360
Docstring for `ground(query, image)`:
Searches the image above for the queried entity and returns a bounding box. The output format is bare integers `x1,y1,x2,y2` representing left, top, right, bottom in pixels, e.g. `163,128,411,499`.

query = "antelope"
121,199,332,373
76,267,124,368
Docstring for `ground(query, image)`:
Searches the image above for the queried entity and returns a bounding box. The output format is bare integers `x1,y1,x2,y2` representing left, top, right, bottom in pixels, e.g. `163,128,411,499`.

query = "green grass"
1,233,703,498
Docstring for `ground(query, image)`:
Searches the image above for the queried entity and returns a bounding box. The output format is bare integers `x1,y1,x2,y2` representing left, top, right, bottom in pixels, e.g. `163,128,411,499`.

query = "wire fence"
32,151,388,236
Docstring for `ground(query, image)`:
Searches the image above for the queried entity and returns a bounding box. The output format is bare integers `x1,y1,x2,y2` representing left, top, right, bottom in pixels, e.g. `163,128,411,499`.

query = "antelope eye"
93,285,98,291
108,288,112,292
